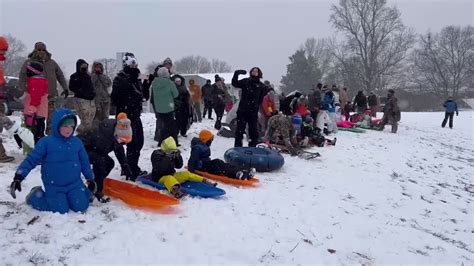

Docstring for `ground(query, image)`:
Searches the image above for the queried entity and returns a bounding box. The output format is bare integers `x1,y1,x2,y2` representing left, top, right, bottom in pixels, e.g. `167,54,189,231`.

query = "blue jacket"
188,137,211,172
16,108,94,186
443,100,458,113
321,91,335,113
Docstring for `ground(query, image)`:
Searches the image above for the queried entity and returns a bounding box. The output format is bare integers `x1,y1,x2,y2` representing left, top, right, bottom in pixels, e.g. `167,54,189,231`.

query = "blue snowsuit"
15,108,94,214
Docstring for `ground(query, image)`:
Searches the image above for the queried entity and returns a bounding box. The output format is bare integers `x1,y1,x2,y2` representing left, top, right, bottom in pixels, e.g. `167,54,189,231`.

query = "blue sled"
137,176,226,198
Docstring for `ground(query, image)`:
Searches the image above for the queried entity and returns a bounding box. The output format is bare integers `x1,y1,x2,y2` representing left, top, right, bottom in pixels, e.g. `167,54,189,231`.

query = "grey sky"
1,0,472,85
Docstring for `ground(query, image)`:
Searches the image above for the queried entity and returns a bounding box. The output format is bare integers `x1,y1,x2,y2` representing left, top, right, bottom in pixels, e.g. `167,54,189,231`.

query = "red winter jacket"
24,76,48,117
261,94,276,117
295,103,310,118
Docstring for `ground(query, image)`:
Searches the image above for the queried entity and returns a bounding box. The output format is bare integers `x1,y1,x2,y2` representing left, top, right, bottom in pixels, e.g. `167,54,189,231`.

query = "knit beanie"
60,118,76,128
199,129,214,143
115,113,132,144
214,74,221,82
122,52,138,67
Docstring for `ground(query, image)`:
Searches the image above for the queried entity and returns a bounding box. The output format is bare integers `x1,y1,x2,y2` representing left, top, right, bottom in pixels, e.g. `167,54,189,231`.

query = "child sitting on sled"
151,136,217,198
188,129,256,180
9,108,95,214
301,117,336,147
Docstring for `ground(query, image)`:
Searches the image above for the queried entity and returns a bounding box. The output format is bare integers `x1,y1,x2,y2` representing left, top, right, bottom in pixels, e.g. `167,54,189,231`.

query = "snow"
1,111,473,264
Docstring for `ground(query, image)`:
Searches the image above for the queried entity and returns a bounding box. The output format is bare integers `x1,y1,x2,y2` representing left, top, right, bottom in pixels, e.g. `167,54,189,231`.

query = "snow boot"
236,171,245,180
203,178,217,187
25,186,43,205
0,142,14,163
170,185,185,199
95,193,111,203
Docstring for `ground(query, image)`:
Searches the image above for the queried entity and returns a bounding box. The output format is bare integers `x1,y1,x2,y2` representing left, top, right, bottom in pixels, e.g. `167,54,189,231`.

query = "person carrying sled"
9,108,95,214
264,112,299,156
232,67,266,147
441,96,458,129
151,136,216,199
78,112,135,202
188,129,256,180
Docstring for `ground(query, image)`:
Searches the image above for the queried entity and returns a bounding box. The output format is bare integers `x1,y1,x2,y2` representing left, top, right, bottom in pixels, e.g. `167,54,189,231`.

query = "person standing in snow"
78,112,135,202
188,129,256,180
91,61,112,122
0,36,15,163
380,89,400,133
18,42,69,135
339,87,350,121
172,74,192,138
211,75,226,130
188,79,202,122
69,59,96,133
9,108,94,214
441,96,458,129
259,88,277,136
353,90,367,114
308,83,323,120
367,92,379,117
201,79,214,120
321,86,337,134
232,67,266,147
111,52,147,177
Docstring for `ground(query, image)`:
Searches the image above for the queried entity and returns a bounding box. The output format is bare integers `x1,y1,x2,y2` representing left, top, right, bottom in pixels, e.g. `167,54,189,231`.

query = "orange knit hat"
199,129,214,143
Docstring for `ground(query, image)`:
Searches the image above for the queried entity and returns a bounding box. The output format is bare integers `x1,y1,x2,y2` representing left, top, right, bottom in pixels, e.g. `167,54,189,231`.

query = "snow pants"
441,112,454,129
158,171,204,191
127,118,144,176
87,151,115,194
27,180,91,214
235,110,259,147
201,159,242,179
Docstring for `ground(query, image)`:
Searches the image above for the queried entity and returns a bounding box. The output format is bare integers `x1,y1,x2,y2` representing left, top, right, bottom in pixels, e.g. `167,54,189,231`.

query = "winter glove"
87,180,97,194
10,174,23,199
61,89,69,98
235,69,247,76
121,164,134,179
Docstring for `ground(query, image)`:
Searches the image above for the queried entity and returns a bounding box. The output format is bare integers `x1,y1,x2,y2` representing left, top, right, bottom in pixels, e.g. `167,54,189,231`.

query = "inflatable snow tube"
224,147,284,172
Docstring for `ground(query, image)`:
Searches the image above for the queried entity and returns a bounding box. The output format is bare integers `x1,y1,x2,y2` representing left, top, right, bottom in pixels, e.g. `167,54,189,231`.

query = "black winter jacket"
211,84,226,108
151,149,183,182
78,119,127,165
201,84,213,101
69,59,96,100
111,69,144,121
232,73,266,113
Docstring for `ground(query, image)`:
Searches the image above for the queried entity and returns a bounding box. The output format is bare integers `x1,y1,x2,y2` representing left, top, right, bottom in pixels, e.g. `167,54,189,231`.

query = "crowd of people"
0,37,461,214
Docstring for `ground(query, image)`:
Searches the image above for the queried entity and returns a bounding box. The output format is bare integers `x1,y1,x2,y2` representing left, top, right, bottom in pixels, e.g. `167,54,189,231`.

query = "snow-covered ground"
1,111,473,265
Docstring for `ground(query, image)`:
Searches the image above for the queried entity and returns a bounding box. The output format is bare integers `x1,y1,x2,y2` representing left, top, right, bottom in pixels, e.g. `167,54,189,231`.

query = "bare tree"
175,55,212,74
302,37,335,81
95,58,121,78
330,0,415,92
211,58,231,73
3,34,27,77
409,25,474,98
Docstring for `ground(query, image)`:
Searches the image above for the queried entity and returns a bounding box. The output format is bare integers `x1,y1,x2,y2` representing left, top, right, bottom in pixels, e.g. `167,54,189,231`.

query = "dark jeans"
175,110,189,136
234,110,259,147
88,151,115,193
28,117,46,144
157,112,178,145
203,99,213,119
127,118,144,176
201,159,241,179
214,103,225,130
442,112,454,128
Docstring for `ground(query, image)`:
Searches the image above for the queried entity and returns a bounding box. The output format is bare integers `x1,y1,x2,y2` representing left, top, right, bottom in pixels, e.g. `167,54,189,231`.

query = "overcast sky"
1,0,472,85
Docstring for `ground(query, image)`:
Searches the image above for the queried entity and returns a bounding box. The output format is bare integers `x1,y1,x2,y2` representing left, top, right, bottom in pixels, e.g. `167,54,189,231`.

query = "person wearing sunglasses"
18,42,69,135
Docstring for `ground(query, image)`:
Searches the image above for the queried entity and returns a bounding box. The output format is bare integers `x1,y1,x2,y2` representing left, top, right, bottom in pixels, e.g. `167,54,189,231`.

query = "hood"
172,74,186,86
191,137,202,147
27,50,52,61
160,136,177,152
76,59,88,73
92,61,103,71
51,108,77,139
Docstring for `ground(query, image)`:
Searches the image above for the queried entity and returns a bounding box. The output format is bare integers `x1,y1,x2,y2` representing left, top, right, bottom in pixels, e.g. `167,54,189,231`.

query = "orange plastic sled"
103,178,179,212
192,170,259,187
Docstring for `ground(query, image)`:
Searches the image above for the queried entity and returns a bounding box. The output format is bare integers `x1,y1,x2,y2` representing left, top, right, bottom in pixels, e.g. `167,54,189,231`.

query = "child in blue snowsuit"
9,108,95,214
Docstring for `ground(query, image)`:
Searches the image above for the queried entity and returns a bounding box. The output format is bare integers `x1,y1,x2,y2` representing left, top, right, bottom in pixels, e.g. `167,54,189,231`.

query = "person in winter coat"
189,79,202,122
172,75,192,138
441,96,458,129
201,79,213,119
91,62,112,121
111,52,147,177
321,87,337,133
367,92,379,117
308,83,323,119
380,89,401,133
151,67,179,145
353,90,367,114
331,85,340,107
69,59,96,133
265,112,299,156
78,112,134,202
259,88,276,136
9,108,94,214
232,67,266,147
339,87,350,120
301,116,337,147
151,136,216,199
188,129,256,180
211,75,227,130
22,61,48,144
18,42,69,134
0,36,14,162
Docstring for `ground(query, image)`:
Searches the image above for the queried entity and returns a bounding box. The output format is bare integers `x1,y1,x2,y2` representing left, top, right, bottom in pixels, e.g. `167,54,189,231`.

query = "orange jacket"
188,80,201,103
262,94,276,117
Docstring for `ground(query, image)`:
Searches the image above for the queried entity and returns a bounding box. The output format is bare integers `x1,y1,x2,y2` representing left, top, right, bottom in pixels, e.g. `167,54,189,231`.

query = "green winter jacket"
151,77,179,114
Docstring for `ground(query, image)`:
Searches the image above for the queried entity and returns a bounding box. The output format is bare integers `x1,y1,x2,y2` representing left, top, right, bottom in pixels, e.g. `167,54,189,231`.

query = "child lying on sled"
151,136,216,199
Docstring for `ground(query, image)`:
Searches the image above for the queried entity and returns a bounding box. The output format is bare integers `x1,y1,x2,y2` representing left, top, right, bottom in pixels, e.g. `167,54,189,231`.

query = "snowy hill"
1,112,473,264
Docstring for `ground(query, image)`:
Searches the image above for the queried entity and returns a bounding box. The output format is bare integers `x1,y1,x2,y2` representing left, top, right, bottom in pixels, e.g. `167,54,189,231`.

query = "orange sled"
192,170,259,187
103,178,179,212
